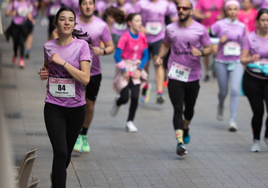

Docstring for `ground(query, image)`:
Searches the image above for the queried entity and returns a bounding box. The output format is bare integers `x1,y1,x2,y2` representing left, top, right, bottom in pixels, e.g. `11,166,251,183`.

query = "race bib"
17,7,29,17
223,42,241,56
28,5,33,13
168,62,192,82
50,5,61,16
145,22,162,35
49,78,75,98
114,22,127,31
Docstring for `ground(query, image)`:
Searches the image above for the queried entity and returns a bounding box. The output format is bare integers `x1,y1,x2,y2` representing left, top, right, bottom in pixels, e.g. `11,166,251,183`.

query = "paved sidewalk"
1,10,268,188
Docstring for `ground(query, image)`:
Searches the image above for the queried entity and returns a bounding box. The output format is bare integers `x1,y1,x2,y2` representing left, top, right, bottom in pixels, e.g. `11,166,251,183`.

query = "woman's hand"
220,35,228,43
132,69,141,79
50,53,65,66
39,66,49,80
91,47,104,56
251,54,261,62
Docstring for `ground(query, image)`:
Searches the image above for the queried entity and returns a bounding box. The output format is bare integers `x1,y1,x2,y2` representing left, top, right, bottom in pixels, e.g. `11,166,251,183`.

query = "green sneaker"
73,135,83,153
82,135,90,153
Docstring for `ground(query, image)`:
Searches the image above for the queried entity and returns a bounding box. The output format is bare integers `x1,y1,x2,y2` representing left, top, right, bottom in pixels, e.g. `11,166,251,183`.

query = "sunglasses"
177,6,192,11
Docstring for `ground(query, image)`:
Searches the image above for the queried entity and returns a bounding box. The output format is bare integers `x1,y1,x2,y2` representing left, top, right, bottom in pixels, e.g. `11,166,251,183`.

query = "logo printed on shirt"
209,4,219,11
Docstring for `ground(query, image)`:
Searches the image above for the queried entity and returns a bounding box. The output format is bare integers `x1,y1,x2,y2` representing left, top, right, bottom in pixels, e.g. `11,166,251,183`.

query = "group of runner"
4,0,268,187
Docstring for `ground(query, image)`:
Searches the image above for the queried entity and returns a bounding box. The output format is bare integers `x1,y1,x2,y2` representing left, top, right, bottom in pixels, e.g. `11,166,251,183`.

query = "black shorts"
85,74,102,101
148,39,162,59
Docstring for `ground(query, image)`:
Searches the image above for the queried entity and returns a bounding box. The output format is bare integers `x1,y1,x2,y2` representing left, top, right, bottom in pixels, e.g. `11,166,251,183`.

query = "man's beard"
178,13,190,22
81,10,93,18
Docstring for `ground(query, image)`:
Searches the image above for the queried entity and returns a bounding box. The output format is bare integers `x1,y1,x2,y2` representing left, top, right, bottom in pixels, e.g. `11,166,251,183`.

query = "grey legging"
214,62,243,120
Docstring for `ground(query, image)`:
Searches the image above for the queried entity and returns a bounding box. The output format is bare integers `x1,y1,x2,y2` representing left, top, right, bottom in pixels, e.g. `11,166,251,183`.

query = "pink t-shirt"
112,2,134,37
8,1,31,25
195,0,225,29
75,16,112,76
238,8,258,34
163,21,211,82
117,31,148,60
44,38,91,108
211,18,246,62
135,0,178,43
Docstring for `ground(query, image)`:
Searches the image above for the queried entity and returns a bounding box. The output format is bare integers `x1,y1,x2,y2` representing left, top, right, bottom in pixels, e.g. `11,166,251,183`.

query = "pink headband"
225,0,240,10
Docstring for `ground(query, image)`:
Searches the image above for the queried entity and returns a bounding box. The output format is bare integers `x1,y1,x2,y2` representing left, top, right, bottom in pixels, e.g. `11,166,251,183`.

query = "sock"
25,49,30,54
157,90,162,95
175,129,184,144
184,120,190,129
142,84,148,95
80,127,88,135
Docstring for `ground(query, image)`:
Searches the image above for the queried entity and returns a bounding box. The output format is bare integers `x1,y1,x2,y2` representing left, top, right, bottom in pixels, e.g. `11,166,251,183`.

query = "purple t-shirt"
253,0,268,10
112,2,134,36
211,18,246,62
135,0,178,43
8,0,31,25
96,0,108,14
44,38,91,108
163,21,211,82
27,0,38,17
44,0,61,17
75,16,112,76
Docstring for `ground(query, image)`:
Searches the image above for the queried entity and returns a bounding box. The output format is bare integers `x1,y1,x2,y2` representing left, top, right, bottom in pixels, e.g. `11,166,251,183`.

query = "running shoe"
264,137,268,147
229,119,237,132
251,140,261,152
19,58,25,68
110,97,120,117
12,56,17,65
156,93,164,104
81,135,90,153
163,80,168,88
25,53,30,59
203,75,210,82
73,135,83,153
176,142,187,156
183,128,190,144
125,121,138,132
140,84,151,103
217,106,224,121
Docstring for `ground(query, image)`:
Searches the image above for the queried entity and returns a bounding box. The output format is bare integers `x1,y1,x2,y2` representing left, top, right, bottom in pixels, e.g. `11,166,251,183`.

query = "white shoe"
251,140,261,152
217,106,224,121
110,97,119,117
125,121,138,132
229,119,237,132
264,138,268,147
41,17,48,26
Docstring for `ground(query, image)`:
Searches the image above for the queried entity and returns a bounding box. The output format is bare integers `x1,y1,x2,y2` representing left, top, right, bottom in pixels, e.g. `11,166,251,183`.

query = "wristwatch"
201,49,204,56
103,49,106,55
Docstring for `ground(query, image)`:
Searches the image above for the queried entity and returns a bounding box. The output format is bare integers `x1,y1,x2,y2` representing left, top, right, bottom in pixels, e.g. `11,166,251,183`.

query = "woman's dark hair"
256,8,268,21
104,6,125,24
79,0,95,6
126,13,141,27
55,7,91,44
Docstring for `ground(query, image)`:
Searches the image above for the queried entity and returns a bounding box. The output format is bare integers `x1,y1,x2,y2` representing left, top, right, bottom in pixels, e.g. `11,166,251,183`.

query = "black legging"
11,22,28,57
44,103,86,188
243,71,268,140
168,79,200,130
116,79,140,121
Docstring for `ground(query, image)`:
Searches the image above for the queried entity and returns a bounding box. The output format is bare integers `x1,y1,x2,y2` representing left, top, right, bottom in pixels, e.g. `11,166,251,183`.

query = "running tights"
243,71,268,140
116,79,140,121
214,62,243,119
168,79,200,130
11,22,28,57
44,103,86,188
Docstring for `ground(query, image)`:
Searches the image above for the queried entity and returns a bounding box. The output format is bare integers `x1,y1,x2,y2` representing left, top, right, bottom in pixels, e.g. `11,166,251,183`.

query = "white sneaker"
217,106,224,121
264,138,268,147
110,97,120,117
251,140,261,152
125,121,138,132
41,17,48,26
229,119,237,132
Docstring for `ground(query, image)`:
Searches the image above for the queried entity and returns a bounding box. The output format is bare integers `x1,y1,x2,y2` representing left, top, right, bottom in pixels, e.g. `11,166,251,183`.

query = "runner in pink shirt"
5,0,35,68
156,0,212,156
110,13,149,132
135,0,178,104
241,8,268,152
238,0,258,33
210,0,246,132
194,0,225,82
39,7,91,188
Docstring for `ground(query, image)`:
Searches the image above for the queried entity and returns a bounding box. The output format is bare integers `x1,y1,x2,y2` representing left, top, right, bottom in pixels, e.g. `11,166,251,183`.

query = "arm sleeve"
79,42,91,62
242,35,250,51
114,48,123,63
210,22,219,36
101,24,112,43
139,48,149,69
7,2,14,11
201,27,212,47
167,2,178,20
195,0,202,11
44,46,49,63
163,28,171,45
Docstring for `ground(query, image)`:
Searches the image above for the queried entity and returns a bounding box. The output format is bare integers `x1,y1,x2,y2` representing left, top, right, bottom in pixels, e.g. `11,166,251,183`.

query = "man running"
156,0,212,156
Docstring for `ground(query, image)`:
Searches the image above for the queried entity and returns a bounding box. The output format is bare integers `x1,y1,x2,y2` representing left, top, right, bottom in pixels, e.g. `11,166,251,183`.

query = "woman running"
5,0,35,68
241,8,268,152
110,13,149,132
39,7,91,188
210,0,246,131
